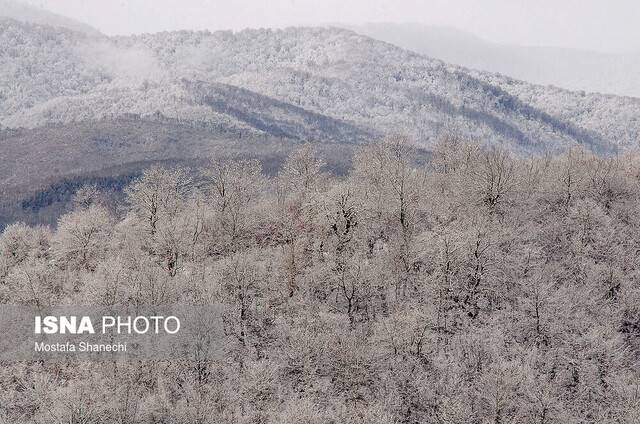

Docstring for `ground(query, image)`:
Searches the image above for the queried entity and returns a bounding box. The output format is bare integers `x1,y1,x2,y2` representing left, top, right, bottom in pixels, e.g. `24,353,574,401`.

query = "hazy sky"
19,0,640,53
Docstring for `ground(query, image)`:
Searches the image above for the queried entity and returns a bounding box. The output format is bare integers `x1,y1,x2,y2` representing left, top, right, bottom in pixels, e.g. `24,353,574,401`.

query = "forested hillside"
1,18,639,153
1,139,639,422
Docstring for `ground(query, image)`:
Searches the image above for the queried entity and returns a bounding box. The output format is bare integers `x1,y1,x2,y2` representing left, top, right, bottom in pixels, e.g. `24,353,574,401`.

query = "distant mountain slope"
346,23,640,98
467,70,640,153
1,18,639,154
0,0,100,35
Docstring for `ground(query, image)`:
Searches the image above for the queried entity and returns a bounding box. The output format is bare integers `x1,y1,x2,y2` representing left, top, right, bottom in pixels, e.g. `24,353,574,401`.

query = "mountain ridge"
345,22,640,98
0,0,101,35
1,19,637,155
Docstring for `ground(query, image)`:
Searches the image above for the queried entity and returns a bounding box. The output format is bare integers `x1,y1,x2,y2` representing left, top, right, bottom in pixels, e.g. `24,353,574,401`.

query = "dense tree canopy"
1,140,640,422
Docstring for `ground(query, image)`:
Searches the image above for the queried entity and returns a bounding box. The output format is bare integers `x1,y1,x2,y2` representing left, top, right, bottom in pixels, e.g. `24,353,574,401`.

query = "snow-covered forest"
1,138,639,422
2,2,640,421
2,18,640,153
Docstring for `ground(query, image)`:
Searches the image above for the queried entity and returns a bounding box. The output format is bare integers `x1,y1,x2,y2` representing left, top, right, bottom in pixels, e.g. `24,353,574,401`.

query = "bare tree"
52,204,113,270
204,159,264,247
